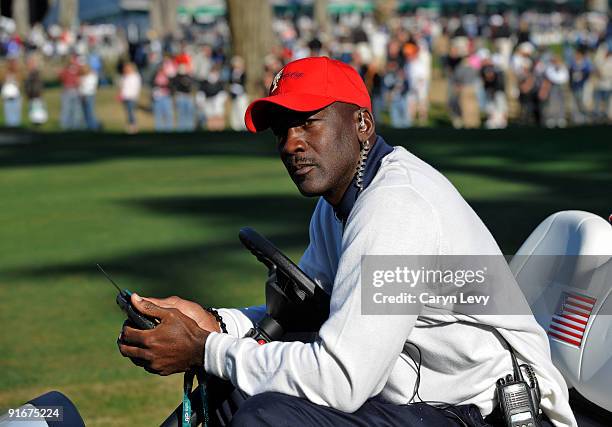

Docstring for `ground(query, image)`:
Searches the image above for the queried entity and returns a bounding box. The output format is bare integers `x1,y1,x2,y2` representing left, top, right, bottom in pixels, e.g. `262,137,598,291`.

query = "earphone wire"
355,139,370,192
354,111,371,193
403,342,469,427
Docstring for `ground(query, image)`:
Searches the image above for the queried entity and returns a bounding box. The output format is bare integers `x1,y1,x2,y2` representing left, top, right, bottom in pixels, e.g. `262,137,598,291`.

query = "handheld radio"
495,342,541,427
97,264,157,330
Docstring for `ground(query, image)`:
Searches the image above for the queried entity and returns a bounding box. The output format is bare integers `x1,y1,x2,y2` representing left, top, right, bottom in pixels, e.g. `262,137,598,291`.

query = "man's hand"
141,295,221,333
118,294,210,376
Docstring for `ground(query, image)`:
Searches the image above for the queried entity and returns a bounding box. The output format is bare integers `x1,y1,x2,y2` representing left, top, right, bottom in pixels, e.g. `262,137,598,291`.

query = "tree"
227,0,274,98
12,0,30,37
314,0,329,37
587,0,608,13
150,0,178,38
59,0,78,30
373,0,396,27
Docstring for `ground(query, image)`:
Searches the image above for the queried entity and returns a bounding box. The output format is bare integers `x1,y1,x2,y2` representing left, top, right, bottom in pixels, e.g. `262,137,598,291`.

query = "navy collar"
333,136,394,224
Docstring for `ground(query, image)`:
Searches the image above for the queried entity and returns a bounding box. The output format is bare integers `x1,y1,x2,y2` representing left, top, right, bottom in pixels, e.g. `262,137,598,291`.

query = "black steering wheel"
238,227,330,334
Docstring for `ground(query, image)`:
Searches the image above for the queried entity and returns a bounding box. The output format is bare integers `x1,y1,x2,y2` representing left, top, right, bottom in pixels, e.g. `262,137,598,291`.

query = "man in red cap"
119,57,575,427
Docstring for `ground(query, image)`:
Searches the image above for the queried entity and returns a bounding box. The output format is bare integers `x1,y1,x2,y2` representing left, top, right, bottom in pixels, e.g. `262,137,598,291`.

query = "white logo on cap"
271,69,283,94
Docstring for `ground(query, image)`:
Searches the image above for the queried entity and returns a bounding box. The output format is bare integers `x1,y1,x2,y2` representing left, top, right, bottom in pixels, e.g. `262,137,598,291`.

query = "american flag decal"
547,291,596,348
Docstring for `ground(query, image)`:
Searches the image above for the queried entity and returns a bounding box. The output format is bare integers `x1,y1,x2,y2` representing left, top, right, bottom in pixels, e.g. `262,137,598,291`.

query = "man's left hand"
118,294,210,376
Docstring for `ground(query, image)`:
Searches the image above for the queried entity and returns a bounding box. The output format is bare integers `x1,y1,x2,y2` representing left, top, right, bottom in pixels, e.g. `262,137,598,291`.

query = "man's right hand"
138,295,221,333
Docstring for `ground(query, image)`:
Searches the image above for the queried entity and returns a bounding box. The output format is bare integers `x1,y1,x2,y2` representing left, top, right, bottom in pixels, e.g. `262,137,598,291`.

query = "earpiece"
359,111,366,132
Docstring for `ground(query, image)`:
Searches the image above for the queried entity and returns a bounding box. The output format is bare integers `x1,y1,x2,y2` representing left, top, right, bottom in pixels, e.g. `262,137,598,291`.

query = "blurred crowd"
142,40,248,132
0,19,124,129
1,8,612,132
439,12,612,128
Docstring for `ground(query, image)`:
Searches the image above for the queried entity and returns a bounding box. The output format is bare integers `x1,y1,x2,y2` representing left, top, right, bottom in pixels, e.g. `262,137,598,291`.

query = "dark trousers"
230,393,489,427
206,377,489,427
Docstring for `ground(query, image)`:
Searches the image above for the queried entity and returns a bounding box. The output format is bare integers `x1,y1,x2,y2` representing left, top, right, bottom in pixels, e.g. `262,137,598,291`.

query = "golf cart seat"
509,211,612,418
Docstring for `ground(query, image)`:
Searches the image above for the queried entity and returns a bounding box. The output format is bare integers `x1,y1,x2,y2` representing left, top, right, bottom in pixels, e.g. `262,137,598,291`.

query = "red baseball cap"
245,56,372,133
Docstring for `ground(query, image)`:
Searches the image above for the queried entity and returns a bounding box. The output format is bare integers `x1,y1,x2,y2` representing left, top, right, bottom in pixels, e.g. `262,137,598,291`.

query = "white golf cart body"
510,211,612,418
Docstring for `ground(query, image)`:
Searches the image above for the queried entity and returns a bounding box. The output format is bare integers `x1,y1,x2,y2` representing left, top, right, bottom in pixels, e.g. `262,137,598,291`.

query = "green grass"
1,127,611,425
0,86,155,132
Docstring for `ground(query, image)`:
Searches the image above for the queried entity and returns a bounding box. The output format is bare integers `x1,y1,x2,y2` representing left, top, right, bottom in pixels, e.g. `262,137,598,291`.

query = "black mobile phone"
97,264,157,330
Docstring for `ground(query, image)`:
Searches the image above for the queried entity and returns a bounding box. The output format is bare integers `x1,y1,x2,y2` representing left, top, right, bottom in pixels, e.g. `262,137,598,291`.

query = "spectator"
171,63,195,131
58,55,83,129
79,64,100,130
1,58,22,127
592,44,612,122
119,62,141,134
228,56,248,131
151,56,175,132
517,58,540,126
539,56,569,128
174,42,193,74
23,54,47,125
454,57,481,128
490,15,513,71
192,45,213,84
385,61,410,128
192,45,213,128
481,57,508,128
445,45,464,128
407,39,432,126
87,48,105,84
364,61,384,121
513,43,540,125
200,64,227,131
568,48,592,124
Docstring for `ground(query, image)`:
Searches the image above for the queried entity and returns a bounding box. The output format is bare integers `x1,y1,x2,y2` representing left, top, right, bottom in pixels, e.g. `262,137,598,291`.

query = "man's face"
270,102,361,205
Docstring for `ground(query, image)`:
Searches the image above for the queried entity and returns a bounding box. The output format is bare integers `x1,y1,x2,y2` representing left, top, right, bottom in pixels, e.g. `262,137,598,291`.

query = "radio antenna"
97,264,122,293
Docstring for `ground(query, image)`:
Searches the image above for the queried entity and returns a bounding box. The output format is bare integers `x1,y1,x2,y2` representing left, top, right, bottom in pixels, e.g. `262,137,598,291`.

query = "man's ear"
355,108,375,145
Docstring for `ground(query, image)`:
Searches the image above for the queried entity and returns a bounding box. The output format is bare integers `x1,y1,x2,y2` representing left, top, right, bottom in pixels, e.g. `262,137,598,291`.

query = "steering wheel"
239,227,330,333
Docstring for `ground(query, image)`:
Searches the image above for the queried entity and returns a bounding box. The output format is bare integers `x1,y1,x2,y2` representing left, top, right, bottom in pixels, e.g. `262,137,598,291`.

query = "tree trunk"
373,0,396,26
476,0,487,16
314,0,329,37
12,0,30,37
227,0,274,98
150,0,177,38
586,0,608,13
162,0,178,37
150,0,163,37
59,0,78,30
